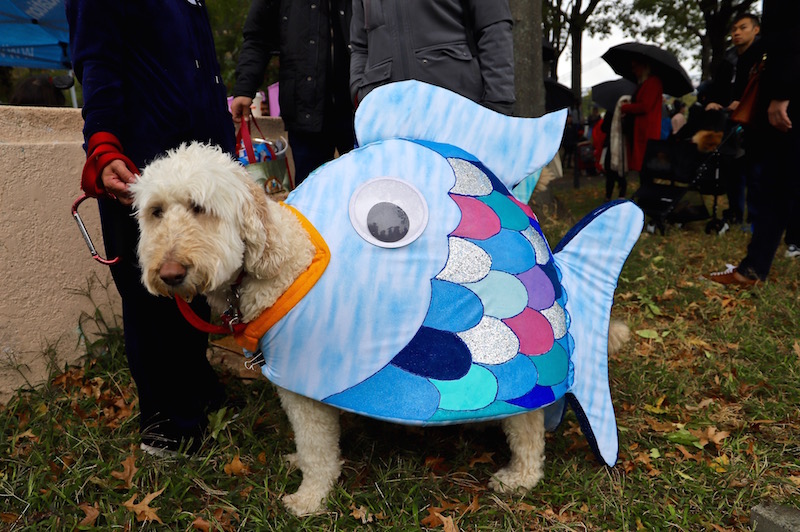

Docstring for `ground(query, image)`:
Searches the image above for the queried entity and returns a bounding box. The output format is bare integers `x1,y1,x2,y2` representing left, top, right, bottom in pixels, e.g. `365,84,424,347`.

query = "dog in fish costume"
133,80,644,515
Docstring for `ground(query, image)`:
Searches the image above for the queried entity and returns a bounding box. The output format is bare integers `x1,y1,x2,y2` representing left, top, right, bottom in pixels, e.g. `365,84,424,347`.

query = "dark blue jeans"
99,197,225,442
289,111,355,185
738,123,800,280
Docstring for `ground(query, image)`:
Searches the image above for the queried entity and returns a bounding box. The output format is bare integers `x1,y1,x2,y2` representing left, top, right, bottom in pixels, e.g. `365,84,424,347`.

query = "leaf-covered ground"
0,175,798,530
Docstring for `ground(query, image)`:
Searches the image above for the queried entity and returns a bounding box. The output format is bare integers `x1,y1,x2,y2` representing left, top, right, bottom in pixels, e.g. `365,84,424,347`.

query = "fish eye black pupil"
367,202,409,243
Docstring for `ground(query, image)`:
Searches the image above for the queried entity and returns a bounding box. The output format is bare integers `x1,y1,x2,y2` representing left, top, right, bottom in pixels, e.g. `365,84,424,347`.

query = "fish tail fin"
552,200,643,466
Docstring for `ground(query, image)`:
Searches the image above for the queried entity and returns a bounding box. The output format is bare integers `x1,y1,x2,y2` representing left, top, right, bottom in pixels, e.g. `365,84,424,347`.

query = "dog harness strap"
175,296,247,335
234,204,331,352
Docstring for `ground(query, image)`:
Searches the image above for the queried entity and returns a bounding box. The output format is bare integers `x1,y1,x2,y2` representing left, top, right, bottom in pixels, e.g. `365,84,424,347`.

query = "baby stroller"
631,131,736,235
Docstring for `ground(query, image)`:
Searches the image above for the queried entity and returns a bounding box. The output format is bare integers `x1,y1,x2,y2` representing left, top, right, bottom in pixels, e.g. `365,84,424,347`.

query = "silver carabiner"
71,194,120,266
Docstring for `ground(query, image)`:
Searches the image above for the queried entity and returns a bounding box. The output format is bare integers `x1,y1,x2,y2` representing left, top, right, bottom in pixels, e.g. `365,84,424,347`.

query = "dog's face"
131,143,268,299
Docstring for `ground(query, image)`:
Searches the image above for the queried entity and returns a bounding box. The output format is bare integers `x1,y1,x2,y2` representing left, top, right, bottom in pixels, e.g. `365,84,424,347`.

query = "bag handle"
236,118,277,163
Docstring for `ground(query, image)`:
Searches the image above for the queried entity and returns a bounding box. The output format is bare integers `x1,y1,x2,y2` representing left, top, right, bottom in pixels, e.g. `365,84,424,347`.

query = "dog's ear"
241,179,280,278
241,179,290,279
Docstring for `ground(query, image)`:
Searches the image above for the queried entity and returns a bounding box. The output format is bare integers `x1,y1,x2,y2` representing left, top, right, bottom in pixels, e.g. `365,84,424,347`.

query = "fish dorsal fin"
354,81,566,190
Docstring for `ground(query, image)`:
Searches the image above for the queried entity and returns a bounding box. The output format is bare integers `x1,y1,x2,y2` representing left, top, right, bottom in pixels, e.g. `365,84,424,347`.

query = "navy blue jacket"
66,0,235,168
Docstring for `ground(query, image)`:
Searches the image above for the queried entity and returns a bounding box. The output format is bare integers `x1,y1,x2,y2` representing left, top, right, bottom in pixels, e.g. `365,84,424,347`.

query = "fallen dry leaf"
464,495,480,513
350,504,373,524
78,502,100,527
0,513,17,524
685,398,714,411
468,452,495,467
645,417,675,433
191,516,212,531
711,455,729,473
9,429,38,444
223,455,250,476
420,508,444,528
515,501,537,512
110,454,138,488
425,456,450,475
122,488,164,524
437,512,459,532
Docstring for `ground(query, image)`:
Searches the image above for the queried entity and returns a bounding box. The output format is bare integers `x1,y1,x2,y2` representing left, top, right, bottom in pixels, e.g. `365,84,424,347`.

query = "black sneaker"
140,421,203,457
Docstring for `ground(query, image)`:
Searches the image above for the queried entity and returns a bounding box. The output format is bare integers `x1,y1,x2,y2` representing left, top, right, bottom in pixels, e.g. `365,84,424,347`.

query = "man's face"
731,18,759,51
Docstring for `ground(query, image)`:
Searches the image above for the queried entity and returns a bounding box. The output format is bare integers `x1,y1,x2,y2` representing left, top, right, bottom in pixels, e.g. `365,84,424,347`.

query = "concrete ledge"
751,502,800,532
0,105,288,403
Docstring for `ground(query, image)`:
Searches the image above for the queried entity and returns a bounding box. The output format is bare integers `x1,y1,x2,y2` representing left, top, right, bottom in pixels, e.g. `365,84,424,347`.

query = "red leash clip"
71,194,120,266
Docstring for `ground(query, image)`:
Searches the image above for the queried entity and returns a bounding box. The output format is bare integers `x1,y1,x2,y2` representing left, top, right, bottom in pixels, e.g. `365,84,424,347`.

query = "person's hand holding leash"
101,159,138,205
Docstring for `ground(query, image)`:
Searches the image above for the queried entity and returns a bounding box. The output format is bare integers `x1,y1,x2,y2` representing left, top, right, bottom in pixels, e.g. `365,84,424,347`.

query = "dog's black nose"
159,261,187,286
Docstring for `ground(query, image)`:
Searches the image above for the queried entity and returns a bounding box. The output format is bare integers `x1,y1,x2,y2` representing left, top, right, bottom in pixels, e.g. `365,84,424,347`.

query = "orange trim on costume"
234,204,330,352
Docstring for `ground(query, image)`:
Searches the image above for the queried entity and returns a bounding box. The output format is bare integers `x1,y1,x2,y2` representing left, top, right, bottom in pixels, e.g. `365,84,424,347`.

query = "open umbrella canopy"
0,0,70,69
601,42,693,97
544,78,578,112
591,78,637,111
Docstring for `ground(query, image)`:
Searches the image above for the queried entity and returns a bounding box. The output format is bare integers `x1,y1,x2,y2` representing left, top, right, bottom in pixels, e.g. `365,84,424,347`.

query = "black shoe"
140,420,204,457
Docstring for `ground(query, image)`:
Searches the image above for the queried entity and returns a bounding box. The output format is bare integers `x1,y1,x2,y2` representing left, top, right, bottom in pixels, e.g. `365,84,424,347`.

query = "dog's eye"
151,206,163,219
349,177,428,248
191,202,205,215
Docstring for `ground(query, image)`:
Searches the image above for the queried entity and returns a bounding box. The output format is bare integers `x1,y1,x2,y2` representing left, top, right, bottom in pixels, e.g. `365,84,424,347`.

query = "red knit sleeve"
80,132,140,198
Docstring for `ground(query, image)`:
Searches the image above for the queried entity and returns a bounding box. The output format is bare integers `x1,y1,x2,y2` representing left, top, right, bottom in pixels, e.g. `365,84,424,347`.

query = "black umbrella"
591,78,637,111
544,78,578,112
601,42,693,97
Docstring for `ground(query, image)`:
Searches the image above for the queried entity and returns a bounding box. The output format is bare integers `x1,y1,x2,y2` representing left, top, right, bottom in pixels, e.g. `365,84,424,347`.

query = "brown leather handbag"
730,54,766,126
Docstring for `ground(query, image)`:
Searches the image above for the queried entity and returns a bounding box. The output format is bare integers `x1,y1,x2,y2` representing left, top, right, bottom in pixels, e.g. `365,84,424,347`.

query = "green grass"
1,175,798,530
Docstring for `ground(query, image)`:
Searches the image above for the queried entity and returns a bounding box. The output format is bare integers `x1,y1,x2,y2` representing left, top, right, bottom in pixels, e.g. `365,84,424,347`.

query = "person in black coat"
705,13,764,226
349,0,515,115
67,0,235,455
707,0,800,285
231,0,355,185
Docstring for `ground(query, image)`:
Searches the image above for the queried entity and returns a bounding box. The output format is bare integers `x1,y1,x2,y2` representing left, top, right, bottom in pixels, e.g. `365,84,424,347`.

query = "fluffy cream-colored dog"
132,142,627,516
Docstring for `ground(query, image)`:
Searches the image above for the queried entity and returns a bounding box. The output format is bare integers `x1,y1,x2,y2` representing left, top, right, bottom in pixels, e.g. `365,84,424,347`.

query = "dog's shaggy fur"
132,142,627,515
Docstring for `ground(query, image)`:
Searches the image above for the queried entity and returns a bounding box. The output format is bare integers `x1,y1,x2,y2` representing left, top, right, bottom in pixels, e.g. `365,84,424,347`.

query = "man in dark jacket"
705,13,764,226
707,14,763,113
350,0,515,115
66,0,235,454
707,0,800,285
231,0,355,185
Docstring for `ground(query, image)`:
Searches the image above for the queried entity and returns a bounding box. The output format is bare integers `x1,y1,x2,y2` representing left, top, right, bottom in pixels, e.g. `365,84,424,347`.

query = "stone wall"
0,105,287,403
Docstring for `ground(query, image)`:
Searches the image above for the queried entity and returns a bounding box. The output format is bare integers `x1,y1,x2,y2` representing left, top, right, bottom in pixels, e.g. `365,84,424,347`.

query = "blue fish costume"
243,81,643,467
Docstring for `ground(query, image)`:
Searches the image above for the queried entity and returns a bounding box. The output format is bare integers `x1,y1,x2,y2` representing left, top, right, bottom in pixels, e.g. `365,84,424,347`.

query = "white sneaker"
786,244,800,258
140,442,180,458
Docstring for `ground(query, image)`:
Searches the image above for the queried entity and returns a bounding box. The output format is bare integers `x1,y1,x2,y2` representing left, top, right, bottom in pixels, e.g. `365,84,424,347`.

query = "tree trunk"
511,0,545,117
700,34,713,80
570,24,582,115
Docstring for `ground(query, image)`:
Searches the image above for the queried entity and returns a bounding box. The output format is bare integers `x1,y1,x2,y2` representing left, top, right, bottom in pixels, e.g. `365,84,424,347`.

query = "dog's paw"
489,466,543,494
282,489,325,516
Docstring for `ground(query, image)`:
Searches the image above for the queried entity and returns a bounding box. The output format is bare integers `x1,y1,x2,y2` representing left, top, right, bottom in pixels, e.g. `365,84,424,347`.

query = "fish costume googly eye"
240,81,644,468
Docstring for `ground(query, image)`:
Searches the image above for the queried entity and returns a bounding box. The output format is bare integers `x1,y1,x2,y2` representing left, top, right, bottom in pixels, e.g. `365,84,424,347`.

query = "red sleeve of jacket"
80,132,139,198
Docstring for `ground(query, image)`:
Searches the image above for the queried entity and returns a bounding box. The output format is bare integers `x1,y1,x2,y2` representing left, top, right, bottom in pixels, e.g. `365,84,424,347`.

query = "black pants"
738,123,800,279
288,108,355,185
604,148,627,200
99,197,225,441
